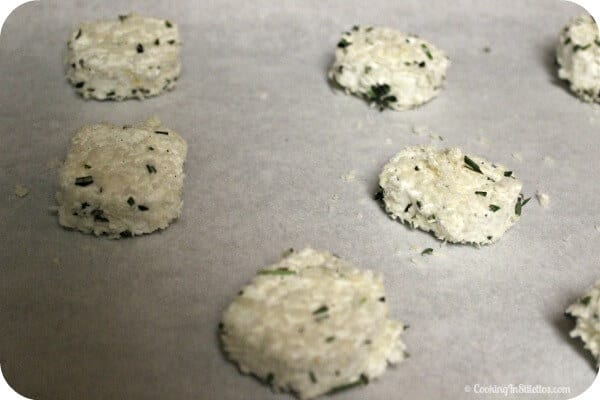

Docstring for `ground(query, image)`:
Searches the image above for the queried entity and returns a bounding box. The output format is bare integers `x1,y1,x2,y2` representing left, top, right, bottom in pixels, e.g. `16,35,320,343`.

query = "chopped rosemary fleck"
146,164,157,174
475,191,487,197
127,197,135,206
352,25,359,31
326,336,335,343
414,166,420,171
464,156,483,174
338,38,351,48
364,65,371,73
168,40,176,45
489,204,501,212
421,248,433,255
404,203,412,213
328,374,369,395
564,37,572,45
515,194,531,216
309,371,317,384
581,296,592,306
154,130,169,135
106,91,116,97
75,81,85,88
378,296,386,302
120,230,132,238
137,43,144,53
75,176,93,186
504,171,513,177
138,205,149,211
118,15,128,22
416,200,422,209
421,43,433,60
84,164,91,169
81,202,89,209
312,305,329,315
418,61,426,68
75,29,82,39
258,268,296,275
573,44,591,52
374,188,384,200
155,38,160,45
165,20,173,28
148,146,154,151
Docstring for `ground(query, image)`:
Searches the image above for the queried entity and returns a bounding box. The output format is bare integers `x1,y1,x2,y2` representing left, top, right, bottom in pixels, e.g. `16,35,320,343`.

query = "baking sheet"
1,0,599,399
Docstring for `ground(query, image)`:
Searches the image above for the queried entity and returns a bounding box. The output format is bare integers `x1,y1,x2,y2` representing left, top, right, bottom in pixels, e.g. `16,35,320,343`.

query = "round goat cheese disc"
328,25,449,111
556,14,600,103
220,248,407,399
56,117,187,238
378,146,525,245
566,280,600,366
66,13,181,101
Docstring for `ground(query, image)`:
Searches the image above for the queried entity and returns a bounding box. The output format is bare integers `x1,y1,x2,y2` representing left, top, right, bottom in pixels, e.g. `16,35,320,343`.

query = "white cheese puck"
556,15,600,103
220,248,407,399
56,117,187,238
378,146,525,245
566,280,600,366
328,25,449,111
66,13,181,101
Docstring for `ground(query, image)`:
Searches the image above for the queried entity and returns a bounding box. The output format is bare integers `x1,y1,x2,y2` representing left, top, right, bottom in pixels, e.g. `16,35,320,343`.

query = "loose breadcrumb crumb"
536,191,550,208
14,184,29,198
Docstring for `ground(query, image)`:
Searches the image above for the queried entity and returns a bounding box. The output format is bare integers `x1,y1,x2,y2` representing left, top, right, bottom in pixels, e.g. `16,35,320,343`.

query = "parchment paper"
1,1,599,399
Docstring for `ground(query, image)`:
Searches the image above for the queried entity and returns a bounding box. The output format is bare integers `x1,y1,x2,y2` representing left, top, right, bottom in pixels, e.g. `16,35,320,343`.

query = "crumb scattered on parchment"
536,191,550,208
412,124,443,141
46,158,63,169
341,170,357,182
14,184,29,198
511,152,523,162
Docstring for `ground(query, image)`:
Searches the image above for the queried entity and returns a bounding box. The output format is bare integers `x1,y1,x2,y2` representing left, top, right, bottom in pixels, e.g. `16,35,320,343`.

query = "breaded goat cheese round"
56,117,187,238
566,280,600,366
66,13,181,100
328,25,449,111
220,248,407,399
378,146,526,245
556,15,600,102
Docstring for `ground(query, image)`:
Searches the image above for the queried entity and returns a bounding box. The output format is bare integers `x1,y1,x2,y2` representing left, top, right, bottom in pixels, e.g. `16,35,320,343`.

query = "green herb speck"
464,156,483,174
258,268,296,276
475,191,487,197
515,194,531,216
337,38,351,48
581,296,592,306
75,176,93,186
127,197,135,206
489,204,501,212
328,374,369,395
421,43,433,60
312,305,329,315
421,248,433,255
